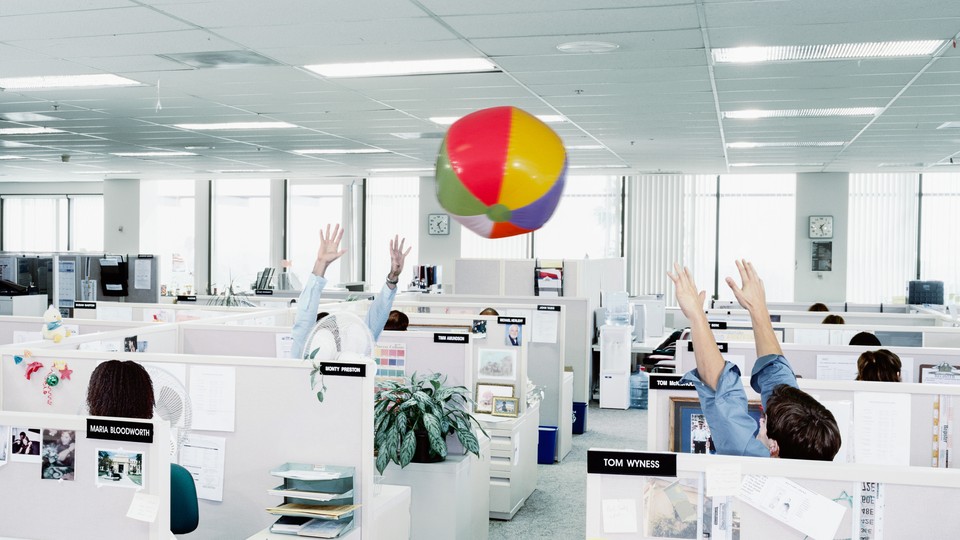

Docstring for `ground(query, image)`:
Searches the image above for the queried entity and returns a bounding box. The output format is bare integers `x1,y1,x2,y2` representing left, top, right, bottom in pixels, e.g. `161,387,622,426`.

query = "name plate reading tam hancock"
434,333,469,344
86,419,154,443
497,317,526,325
319,363,366,377
587,450,676,477
649,375,697,391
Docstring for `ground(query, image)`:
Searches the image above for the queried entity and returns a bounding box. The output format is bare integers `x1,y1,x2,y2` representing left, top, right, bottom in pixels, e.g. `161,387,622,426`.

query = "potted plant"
374,372,487,474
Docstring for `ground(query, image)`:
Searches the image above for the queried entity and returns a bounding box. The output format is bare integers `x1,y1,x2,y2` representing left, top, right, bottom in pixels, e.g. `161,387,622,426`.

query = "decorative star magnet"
59,364,73,380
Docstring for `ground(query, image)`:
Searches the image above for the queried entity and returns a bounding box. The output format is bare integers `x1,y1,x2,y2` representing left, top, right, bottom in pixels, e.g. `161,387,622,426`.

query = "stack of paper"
266,503,359,520
270,515,311,535
268,486,353,502
297,518,354,538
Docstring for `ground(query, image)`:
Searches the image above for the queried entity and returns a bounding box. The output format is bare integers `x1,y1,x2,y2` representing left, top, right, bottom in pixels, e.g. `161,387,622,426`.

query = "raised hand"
667,263,706,321
725,259,768,314
312,224,347,277
387,235,412,287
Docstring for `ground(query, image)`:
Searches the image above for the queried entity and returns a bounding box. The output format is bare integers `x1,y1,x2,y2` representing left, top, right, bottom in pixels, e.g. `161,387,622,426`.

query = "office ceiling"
1,0,959,181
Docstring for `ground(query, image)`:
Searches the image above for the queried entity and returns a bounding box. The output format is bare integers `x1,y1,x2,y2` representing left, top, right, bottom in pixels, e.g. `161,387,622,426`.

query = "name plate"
649,374,697,391
86,419,154,443
709,321,728,329
537,305,561,312
688,342,728,353
177,295,197,302
320,362,366,377
587,450,676,477
75,301,96,309
498,317,526,325
255,289,274,295
434,333,469,344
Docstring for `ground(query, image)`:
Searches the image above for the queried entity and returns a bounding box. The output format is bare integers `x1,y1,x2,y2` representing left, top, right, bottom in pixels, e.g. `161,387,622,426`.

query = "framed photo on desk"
669,396,761,454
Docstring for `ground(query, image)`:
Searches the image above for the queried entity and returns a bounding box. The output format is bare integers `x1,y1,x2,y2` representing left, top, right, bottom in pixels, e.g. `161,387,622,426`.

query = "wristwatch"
385,275,399,285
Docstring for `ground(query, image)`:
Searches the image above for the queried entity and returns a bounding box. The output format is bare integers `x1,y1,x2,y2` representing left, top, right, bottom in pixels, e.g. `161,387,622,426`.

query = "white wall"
418,176,461,289
104,178,140,254
794,172,849,302
0,181,102,195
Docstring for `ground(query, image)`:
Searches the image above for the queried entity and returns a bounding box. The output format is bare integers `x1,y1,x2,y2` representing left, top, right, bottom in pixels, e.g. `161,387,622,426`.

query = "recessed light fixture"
173,122,297,130
184,145,216,150
0,155,27,160
73,170,139,174
936,122,960,129
390,132,445,140
0,112,60,122
723,108,881,119
727,141,845,148
569,164,629,169
567,145,605,150
879,162,925,168
0,74,140,90
111,151,196,157
0,127,64,135
712,40,943,63
209,169,286,173
556,41,620,54
294,148,389,155
368,167,434,173
305,58,498,78
730,162,824,167
429,114,566,126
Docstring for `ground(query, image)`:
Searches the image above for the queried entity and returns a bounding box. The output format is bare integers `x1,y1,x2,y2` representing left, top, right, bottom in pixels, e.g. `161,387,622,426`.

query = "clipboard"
919,362,960,385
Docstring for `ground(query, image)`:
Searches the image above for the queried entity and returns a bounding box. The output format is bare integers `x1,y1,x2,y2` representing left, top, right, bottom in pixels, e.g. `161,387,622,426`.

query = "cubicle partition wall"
0,348,375,540
667,307,943,332
712,300,912,313
0,411,171,540
646,373,960,469
71,300,288,325
0,315,148,346
676,340,960,384
585,449,960,540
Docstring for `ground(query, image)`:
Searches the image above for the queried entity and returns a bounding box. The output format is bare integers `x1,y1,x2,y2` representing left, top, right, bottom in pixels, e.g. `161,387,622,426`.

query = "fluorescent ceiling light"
0,127,64,135
1,112,60,122
879,163,925,168
936,122,960,129
304,58,498,78
0,73,140,90
727,141,845,149
723,108,881,119
557,41,619,54
368,167,434,173
430,114,566,126
111,151,196,157
567,145,604,150
173,122,297,130
210,169,286,173
0,155,27,160
294,148,389,155
73,170,138,174
569,164,628,169
730,162,824,167
712,40,943,63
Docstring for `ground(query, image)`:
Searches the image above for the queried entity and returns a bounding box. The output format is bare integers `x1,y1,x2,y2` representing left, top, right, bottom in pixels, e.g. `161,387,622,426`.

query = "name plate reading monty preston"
86,419,154,444
320,362,366,377
434,333,469,344
587,450,677,477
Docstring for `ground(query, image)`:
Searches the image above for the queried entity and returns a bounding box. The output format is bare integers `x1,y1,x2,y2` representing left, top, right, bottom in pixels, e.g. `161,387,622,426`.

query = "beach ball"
435,106,567,239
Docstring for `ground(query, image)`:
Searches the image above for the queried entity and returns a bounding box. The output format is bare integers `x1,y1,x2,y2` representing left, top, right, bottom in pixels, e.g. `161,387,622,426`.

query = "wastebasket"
538,426,558,464
572,402,587,434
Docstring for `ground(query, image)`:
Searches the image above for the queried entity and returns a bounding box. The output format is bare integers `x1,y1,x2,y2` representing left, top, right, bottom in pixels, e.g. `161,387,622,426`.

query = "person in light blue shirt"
290,224,411,359
669,260,840,461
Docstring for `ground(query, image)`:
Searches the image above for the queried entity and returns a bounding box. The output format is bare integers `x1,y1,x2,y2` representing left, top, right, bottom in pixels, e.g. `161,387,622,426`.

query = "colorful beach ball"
435,106,567,239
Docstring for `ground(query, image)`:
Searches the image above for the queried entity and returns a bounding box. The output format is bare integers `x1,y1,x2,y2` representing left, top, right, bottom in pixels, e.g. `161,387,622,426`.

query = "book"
297,518,354,538
268,485,353,502
266,503,360,520
270,515,312,534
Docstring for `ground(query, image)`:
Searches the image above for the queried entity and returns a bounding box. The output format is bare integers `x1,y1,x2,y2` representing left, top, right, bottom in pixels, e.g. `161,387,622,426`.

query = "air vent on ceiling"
157,51,281,69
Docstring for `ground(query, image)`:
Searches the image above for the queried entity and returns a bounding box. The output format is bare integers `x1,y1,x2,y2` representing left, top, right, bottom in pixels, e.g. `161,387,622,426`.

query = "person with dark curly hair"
856,349,902,382
87,360,155,419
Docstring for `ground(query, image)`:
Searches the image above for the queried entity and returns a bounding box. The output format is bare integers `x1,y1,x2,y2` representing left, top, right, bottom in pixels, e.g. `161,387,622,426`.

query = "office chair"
170,463,200,534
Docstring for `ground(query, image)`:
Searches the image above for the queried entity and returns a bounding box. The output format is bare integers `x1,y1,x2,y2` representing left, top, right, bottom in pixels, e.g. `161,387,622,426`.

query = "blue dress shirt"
680,354,798,457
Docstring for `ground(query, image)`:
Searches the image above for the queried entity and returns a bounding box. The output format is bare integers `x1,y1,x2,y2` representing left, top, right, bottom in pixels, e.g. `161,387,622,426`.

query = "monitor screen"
908,280,944,305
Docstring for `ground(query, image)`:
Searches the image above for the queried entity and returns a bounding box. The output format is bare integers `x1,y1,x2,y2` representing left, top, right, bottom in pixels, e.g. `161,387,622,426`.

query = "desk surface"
591,328,674,354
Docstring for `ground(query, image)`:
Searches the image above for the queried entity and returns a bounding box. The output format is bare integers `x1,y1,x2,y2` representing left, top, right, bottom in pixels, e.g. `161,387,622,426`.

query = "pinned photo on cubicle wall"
123,336,139,353
505,324,522,346
41,429,75,481
643,477,702,539
477,349,517,380
11,427,41,463
96,449,145,488
471,320,487,337
0,425,9,466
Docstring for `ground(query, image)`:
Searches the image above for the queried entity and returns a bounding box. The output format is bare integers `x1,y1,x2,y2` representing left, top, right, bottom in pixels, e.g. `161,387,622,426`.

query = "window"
533,176,622,259
2,196,68,252
212,179,270,292
847,174,918,303
460,230,529,259
365,178,419,288
716,175,796,302
141,180,196,294
287,182,345,286
68,195,104,252
920,173,960,301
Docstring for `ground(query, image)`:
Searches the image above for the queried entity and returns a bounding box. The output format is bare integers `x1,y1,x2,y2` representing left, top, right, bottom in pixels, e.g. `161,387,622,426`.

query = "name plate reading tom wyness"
74,301,96,309
587,450,677,477
649,374,697,391
434,333,469,344
86,419,154,443
497,317,526,325
319,362,366,377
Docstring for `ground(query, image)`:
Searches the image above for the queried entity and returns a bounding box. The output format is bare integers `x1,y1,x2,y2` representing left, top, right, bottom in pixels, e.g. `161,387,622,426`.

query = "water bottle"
630,367,649,410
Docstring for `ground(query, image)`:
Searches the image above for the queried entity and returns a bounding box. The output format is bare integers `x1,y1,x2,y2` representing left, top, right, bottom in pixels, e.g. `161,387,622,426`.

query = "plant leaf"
375,448,389,475
399,429,417,467
457,429,481,457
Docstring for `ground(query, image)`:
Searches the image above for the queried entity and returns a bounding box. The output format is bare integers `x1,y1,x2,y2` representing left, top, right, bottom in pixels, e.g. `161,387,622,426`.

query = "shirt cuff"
751,354,788,376
681,361,743,395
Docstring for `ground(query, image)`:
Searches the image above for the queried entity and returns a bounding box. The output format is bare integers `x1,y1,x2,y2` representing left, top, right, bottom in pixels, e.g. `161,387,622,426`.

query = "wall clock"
428,213,450,235
809,215,833,238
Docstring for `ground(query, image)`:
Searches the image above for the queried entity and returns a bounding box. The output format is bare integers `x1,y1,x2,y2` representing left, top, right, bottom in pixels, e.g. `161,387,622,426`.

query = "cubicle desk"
0,294,47,316
382,437,490,540
480,402,540,520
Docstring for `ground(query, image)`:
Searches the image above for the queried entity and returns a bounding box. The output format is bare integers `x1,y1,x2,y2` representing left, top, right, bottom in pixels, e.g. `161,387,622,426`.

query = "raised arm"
368,235,412,340
668,263,725,389
725,259,782,358
291,224,346,358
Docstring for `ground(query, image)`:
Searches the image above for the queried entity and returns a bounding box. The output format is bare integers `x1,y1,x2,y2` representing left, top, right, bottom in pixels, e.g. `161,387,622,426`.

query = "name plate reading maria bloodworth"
649,374,697,391
587,450,676,477
434,333,469,344
320,362,366,377
74,301,96,309
86,419,154,444
497,317,526,325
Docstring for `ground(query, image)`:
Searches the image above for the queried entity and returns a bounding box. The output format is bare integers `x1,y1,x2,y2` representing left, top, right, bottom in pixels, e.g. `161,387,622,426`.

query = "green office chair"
171,464,199,534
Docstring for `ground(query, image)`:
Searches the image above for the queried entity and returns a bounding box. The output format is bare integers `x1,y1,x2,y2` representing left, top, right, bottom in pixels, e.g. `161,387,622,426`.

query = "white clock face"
809,216,833,238
428,214,449,235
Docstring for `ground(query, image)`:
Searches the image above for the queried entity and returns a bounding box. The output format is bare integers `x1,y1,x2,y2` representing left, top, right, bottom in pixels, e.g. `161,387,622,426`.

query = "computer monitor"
908,280,944,305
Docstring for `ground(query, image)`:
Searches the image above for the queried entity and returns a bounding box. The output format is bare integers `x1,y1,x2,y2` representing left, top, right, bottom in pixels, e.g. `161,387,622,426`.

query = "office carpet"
487,403,648,539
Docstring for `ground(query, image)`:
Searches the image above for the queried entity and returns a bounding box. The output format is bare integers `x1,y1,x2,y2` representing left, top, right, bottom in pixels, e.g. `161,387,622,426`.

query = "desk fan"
144,365,193,460
302,311,373,402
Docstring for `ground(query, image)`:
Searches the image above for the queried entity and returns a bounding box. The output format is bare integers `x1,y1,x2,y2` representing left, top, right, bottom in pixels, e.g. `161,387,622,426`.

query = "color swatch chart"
373,343,406,382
